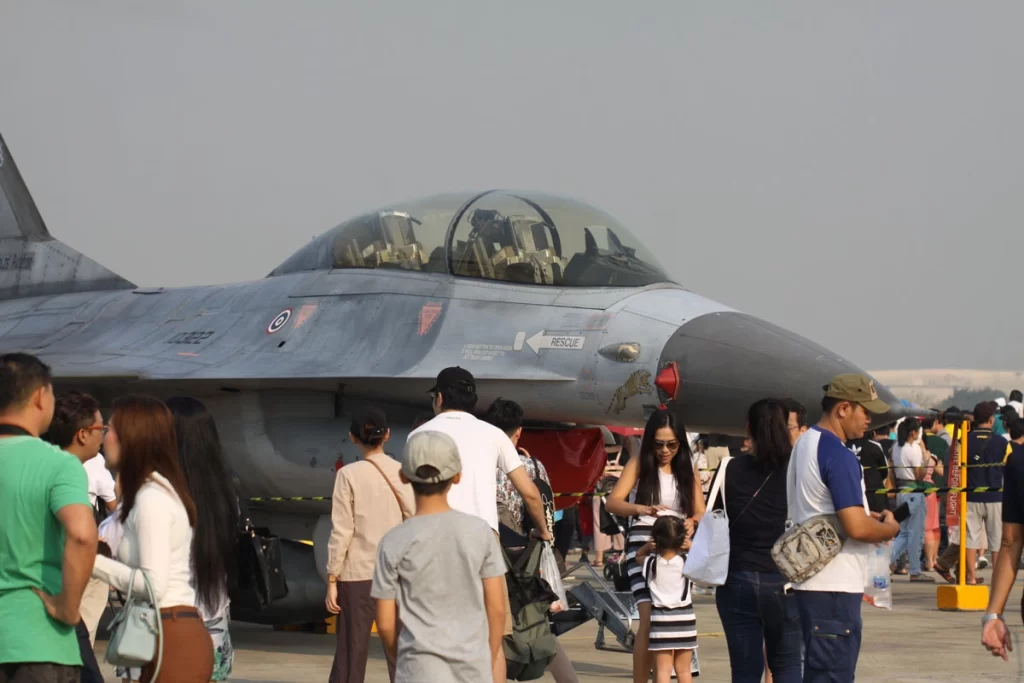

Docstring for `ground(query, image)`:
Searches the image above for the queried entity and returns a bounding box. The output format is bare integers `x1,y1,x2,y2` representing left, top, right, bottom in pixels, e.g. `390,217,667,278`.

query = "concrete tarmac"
94,568,1024,682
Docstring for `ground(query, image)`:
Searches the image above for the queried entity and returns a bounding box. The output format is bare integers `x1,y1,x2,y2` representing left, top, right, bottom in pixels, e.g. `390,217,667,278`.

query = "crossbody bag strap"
731,470,775,527
786,450,798,525
366,457,409,520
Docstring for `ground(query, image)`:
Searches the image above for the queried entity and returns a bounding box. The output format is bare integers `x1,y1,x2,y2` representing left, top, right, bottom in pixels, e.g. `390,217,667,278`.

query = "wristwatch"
981,613,1003,626
327,574,338,584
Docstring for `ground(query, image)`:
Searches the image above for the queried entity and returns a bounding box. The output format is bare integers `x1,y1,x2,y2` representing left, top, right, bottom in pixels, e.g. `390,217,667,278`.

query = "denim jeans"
794,591,862,683
715,571,802,683
890,491,926,575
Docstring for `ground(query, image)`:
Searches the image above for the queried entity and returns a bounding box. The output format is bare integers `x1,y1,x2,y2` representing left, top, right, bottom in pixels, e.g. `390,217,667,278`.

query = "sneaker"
977,556,990,569
909,574,936,582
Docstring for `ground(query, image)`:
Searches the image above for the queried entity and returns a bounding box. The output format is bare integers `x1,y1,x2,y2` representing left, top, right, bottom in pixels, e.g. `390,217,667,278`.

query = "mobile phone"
893,502,911,523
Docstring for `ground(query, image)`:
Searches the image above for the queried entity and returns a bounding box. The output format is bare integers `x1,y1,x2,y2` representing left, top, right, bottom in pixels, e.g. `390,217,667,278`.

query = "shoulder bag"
684,456,776,586
366,456,411,521
231,490,288,610
683,455,732,586
105,568,162,681
770,455,844,584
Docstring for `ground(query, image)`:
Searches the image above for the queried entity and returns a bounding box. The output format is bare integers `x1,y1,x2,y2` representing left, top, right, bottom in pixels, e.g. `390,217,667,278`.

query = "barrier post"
937,419,989,610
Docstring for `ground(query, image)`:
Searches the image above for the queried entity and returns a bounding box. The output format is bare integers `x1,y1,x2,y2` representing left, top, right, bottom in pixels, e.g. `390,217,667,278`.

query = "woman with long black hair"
166,396,240,681
606,408,705,683
84,395,214,682
713,398,801,683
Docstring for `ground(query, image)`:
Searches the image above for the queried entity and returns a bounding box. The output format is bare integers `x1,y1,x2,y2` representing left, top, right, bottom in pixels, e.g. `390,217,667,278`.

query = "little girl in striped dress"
636,515,697,683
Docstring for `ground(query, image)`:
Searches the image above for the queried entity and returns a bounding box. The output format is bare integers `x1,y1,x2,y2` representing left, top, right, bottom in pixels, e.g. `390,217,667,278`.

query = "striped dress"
642,555,698,652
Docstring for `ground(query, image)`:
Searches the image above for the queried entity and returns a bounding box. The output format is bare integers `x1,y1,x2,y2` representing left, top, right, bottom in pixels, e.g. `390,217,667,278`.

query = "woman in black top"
713,398,801,683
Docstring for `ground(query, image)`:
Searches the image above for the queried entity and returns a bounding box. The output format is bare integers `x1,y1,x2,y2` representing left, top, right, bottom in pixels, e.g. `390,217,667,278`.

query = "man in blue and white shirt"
788,374,901,683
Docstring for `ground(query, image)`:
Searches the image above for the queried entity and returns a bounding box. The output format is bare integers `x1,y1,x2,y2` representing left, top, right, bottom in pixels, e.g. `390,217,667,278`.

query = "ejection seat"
507,217,567,285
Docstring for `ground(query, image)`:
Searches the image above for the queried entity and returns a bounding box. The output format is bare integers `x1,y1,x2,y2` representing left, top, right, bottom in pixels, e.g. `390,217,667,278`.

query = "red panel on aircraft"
518,428,607,511
605,425,643,437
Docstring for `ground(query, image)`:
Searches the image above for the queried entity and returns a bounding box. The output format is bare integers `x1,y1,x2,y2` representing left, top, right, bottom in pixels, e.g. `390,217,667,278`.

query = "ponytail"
350,408,388,447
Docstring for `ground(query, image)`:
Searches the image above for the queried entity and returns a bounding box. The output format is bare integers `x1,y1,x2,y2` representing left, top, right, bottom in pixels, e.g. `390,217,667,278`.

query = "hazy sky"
2,2,1022,371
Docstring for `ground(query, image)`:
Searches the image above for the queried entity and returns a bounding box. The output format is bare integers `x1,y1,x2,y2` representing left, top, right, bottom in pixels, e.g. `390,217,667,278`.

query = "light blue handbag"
105,568,163,680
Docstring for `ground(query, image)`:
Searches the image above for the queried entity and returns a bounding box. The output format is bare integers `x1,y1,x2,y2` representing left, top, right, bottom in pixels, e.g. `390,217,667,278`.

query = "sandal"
934,564,956,584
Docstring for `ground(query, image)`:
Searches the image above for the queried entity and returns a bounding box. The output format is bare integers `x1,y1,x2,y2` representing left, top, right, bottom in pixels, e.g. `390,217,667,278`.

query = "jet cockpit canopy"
269,190,672,288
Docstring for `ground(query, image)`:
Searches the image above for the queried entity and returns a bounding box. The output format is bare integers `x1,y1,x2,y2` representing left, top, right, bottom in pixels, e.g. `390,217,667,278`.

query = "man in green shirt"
0,353,97,683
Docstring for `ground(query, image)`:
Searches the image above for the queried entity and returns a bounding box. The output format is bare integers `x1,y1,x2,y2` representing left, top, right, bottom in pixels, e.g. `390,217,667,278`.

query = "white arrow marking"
526,331,586,355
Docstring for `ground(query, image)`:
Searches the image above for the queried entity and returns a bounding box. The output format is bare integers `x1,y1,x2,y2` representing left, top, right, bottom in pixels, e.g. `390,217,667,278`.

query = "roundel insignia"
267,308,292,334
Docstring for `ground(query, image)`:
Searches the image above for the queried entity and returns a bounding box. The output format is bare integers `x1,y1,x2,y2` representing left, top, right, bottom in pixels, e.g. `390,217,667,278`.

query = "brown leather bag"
366,457,411,521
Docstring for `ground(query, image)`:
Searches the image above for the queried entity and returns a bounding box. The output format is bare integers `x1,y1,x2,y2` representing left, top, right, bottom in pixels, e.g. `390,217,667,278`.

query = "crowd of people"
3,345,1024,683
0,354,238,683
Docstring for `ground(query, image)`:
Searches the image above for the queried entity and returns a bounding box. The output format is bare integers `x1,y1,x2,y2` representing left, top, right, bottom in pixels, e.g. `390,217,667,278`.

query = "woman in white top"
606,408,705,683
889,418,935,582
91,395,214,682
167,396,239,681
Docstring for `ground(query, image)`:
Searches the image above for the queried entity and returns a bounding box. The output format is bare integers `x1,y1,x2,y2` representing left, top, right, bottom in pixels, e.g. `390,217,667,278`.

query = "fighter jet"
0,134,910,623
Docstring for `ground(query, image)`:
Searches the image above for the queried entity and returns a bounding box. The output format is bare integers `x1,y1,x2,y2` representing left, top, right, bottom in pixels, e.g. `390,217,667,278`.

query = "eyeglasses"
653,439,680,451
83,425,109,435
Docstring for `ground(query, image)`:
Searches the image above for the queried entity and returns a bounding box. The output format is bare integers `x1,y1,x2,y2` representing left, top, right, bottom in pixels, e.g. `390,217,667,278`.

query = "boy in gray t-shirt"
372,431,507,683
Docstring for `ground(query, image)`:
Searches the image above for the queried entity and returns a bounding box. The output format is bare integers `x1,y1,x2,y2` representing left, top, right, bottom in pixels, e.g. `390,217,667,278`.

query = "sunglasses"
653,439,680,451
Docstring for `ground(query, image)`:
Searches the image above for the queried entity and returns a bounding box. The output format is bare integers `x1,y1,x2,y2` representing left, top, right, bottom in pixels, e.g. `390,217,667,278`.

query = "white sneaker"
977,556,990,569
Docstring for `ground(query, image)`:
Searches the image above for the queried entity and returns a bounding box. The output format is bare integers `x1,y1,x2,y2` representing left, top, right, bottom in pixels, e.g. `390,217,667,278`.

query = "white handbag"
683,455,733,586
685,455,776,587
105,568,163,680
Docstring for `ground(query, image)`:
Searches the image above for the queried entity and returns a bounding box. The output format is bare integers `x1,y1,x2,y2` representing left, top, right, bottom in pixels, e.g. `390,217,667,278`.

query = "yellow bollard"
937,420,989,610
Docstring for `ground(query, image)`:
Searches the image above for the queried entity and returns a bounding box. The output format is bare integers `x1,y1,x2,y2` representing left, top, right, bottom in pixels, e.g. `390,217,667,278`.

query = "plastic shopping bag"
864,542,893,610
538,542,569,613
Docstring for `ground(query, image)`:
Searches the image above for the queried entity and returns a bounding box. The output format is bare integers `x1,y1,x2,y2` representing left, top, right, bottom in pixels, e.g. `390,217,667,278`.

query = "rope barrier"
868,486,1002,495
549,486,1004,498
249,486,1004,503
693,462,1004,472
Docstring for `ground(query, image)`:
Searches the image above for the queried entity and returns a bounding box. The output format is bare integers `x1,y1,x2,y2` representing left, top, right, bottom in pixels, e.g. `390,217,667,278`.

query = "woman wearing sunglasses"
606,408,705,683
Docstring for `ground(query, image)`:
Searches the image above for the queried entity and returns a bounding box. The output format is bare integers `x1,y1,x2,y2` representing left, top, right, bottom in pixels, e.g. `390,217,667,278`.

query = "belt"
159,607,201,621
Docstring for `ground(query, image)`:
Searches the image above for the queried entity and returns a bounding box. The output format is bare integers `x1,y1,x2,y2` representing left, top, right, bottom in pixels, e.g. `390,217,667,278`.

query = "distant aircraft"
0,134,916,623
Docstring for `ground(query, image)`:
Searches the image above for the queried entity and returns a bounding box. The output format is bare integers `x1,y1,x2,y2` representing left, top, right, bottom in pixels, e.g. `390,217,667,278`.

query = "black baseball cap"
427,366,475,394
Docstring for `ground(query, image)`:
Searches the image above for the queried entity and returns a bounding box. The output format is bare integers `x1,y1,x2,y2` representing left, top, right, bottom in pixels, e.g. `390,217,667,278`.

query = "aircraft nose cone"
657,311,902,435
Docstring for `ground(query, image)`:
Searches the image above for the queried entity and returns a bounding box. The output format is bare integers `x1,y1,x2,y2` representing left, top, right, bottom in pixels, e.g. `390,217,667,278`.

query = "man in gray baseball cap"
371,431,508,683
